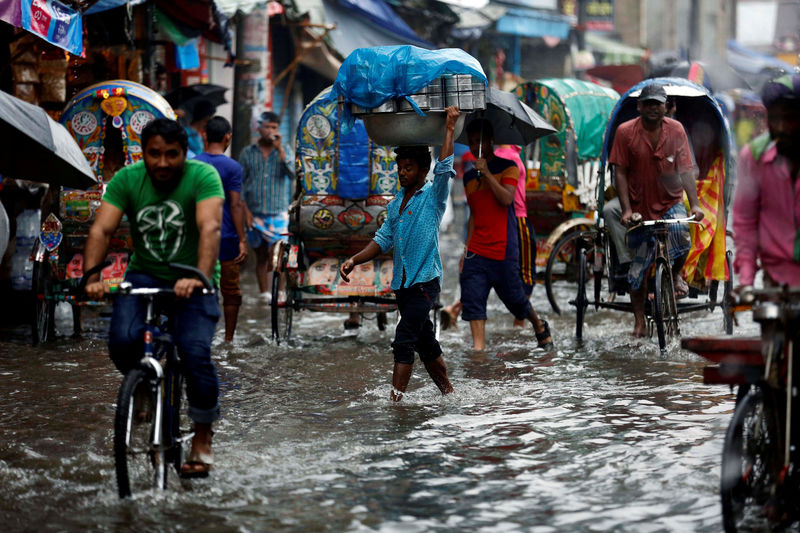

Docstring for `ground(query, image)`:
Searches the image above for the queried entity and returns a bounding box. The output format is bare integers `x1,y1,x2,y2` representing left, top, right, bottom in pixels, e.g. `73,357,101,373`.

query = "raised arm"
439,106,460,161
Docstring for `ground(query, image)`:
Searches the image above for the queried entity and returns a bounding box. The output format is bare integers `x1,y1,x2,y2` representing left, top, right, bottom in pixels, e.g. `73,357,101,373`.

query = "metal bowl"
362,111,465,146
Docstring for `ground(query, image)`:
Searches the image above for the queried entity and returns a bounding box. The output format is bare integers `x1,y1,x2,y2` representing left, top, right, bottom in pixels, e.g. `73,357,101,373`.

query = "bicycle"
683,286,800,532
79,261,215,498
568,214,704,350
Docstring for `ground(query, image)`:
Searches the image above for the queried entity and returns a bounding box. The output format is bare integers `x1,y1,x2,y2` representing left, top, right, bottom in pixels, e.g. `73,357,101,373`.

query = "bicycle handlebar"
629,213,700,228
77,261,215,296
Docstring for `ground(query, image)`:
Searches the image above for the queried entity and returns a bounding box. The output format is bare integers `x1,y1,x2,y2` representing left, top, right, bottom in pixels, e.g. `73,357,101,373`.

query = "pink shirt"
494,145,527,217
733,141,800,286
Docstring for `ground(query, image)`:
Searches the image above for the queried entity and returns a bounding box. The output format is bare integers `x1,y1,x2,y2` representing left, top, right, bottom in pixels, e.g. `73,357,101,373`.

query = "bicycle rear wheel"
575,251,588,339
114,368,166,498
653,262,679,351
721,384,782,532
545,230,596,315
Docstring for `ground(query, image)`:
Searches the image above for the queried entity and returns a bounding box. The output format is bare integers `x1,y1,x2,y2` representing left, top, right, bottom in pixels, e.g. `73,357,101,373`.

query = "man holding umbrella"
460,119,553,351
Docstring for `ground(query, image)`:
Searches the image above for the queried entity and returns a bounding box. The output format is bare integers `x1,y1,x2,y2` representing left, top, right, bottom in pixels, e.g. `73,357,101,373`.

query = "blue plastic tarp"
329,45,487,131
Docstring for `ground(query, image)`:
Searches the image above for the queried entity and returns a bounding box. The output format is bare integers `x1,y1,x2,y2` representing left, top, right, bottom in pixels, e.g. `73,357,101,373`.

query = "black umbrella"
456,87,557,148
0,90,97,189
165,84,228,121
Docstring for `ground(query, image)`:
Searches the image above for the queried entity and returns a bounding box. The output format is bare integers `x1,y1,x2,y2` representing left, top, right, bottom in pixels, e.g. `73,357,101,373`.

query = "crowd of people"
77,72,800,478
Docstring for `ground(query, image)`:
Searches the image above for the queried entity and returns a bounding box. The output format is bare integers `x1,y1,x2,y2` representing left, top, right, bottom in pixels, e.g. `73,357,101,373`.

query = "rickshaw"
269,86,403,343
30,80,176,343
551,77,735,350
513,79,619,282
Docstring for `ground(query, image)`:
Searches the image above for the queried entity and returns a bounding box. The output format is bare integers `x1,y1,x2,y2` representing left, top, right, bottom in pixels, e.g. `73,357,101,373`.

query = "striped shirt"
238,143,293,216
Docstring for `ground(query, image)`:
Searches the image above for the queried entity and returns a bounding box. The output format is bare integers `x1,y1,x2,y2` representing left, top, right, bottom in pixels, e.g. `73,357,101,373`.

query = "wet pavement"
0,227,759,532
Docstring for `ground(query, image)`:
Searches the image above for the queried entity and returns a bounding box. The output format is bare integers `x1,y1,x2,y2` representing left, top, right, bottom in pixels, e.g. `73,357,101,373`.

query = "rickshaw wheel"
546,229,597,315
653,261,679,350
723,251,734,335
271,274,293,345
720,384,782,533
31,259,55,345
575,251,588,340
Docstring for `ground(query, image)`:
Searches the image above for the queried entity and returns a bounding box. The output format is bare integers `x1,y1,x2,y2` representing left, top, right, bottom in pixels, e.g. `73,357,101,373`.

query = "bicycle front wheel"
653,261,679,351
114,368,166,498
721,384,783,532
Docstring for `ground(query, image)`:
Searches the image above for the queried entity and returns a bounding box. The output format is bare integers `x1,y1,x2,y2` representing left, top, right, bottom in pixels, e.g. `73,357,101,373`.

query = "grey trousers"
602,197,634,264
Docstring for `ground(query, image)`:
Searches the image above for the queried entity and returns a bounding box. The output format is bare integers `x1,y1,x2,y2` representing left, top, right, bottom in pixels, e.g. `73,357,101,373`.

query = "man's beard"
147,169,182,192
774,132,800,160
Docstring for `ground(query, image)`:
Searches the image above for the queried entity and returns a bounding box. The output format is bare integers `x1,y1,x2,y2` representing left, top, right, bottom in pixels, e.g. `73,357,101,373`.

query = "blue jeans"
108,271,221,424
392,278,442,365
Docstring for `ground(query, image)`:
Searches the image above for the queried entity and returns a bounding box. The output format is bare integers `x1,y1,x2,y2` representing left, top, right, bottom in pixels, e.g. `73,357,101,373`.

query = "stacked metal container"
350,74,485,115
346,74,485,146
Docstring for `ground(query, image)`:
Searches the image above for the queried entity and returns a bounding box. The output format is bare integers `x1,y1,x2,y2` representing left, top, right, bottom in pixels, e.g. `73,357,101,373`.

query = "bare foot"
513,318,526,328
632,321,648,338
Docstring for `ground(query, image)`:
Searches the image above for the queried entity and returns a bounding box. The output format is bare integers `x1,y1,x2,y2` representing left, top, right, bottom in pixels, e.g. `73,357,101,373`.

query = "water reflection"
0,231,759,531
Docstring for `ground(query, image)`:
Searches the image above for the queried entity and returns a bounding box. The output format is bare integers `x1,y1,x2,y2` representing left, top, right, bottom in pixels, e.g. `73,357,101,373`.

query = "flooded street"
0,229,758,532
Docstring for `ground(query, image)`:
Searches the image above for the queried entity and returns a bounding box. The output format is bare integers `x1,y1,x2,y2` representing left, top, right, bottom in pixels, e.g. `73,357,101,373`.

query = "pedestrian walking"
459,119,553,351
339,106,461,401
195,116,247,342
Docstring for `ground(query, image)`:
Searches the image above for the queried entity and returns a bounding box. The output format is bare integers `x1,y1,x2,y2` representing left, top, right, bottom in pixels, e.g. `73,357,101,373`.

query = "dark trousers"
108,271,221,424
392,278,442,365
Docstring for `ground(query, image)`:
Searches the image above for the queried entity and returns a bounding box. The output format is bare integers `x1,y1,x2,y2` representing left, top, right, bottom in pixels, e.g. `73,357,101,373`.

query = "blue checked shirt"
373,155,455,290
238,143,293,216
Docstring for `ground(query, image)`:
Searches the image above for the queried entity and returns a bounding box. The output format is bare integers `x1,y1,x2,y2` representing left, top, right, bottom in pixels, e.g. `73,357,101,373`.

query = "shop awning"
85,0,146,15
585,31,648,65
291,0,431,61
495,6,570,39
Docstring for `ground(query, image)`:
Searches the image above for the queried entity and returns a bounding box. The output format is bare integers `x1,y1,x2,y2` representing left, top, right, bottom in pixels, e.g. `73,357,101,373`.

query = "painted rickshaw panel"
516,79,619,267
54,81,177,288
293,86,398,297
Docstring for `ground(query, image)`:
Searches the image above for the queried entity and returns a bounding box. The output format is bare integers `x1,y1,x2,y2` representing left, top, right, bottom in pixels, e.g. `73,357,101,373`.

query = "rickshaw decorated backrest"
528,78,619,183
295,86,399,239
601,77,734,208
60,80,176,182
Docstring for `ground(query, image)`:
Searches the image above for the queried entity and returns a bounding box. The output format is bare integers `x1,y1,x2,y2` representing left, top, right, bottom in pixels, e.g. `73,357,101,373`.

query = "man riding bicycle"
734,73,800,289
84,118,224,478
603,83,705,337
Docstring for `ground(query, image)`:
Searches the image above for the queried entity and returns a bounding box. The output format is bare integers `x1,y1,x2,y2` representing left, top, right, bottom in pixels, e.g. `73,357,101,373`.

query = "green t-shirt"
103,159,225,284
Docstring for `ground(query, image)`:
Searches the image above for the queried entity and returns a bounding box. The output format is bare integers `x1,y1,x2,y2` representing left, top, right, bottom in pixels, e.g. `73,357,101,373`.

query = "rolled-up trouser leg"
603,197,633,264
173,291,221,424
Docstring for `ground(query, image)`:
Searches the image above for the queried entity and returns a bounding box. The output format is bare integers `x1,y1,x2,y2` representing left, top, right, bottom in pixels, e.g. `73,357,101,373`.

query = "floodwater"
0,227,759,532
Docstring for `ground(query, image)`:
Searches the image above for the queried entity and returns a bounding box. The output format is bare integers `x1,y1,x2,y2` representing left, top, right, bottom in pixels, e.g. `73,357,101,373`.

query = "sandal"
535,320,554,350
180,449,213,479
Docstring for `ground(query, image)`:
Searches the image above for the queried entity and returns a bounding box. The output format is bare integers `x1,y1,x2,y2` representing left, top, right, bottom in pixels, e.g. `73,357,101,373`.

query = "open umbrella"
165,83,228,121
0,90,97,189
455,87,556,147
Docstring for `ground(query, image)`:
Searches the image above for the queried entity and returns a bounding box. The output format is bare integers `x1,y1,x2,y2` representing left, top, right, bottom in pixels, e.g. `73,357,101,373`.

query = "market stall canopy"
585,32,648,65
456,87,556,146
0,90,97,190
85,0,146,14
495,5,570,40
532,78,619,161
291,0,432,64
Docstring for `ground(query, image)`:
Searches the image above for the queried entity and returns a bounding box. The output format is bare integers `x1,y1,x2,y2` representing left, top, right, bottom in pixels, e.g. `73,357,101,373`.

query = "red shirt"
609,116,694,220
464,156,519,260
